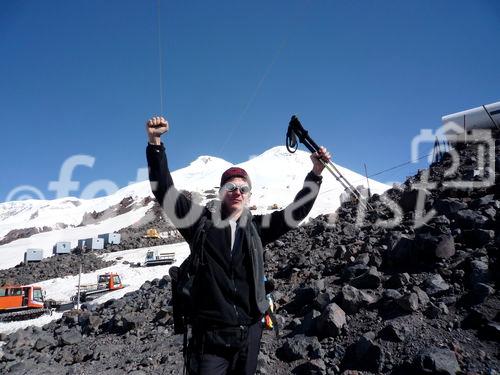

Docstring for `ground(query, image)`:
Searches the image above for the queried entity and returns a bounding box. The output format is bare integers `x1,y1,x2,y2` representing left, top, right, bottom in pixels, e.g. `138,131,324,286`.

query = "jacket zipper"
231,267,240,324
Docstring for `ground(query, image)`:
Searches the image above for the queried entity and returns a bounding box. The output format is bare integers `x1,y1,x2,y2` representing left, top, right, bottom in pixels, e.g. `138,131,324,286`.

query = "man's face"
220,177,251,216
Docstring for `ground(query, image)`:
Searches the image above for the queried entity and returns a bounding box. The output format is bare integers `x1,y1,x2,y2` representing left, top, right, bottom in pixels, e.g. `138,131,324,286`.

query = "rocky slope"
0,254,115,287
0,202,183,286
110,202,183,251
0,130,498,374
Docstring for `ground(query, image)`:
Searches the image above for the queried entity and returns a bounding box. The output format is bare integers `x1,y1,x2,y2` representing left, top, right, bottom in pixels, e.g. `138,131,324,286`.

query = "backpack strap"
183,328,188,375
182,211,212,373
190,213,207,252
189,211,211,268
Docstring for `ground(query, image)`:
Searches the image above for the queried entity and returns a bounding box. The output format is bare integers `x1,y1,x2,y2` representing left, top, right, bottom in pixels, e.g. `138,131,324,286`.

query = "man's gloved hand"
310,146,331,176
146,116,169,145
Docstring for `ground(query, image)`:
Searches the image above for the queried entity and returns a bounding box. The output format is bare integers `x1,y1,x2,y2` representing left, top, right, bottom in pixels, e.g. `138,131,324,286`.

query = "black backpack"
169,215,210,335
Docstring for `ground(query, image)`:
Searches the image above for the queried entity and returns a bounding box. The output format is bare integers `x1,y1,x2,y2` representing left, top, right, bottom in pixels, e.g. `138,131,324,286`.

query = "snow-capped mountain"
0,146,389,269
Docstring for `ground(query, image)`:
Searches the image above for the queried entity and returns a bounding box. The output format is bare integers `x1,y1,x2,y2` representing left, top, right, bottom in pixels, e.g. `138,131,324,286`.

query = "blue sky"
1,0,499,202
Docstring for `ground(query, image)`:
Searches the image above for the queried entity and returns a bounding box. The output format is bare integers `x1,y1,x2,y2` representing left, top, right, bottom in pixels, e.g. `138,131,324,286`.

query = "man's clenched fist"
146,116,169,145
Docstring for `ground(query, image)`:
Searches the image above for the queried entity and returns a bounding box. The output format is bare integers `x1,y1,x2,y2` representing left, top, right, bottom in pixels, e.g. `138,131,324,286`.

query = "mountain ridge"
0,145,389,269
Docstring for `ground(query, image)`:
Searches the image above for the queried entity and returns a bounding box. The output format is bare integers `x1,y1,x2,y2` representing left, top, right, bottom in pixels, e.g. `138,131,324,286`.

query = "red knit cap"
220,167,252,189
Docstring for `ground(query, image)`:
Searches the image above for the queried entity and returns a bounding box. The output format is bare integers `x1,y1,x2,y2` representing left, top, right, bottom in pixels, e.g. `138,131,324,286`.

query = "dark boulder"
423,274,450,296
277,335,323,362
316,303,346,337
415,233,455,261
412,347,460,375
59,328,82,346
433,198,467,216
342,332,384,373
349,266,381,289
387,234,417,267
340,285,377,314
378,323,407,342
481,322,500,342
468,260,490,287
34,334,57,351
462,229,495,248
455,209,488,229
292,359,327,375
396,292,419,312
301,309,321,336
385,273,411,289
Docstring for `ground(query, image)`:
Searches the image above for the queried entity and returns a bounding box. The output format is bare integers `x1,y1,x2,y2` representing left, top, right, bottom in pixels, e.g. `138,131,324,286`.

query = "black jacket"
146,143,322,328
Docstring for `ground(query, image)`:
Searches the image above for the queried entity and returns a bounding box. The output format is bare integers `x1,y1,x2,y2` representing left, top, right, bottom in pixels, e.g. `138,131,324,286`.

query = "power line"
156,0,165,115
364,152,431,180
318,151,435,197
217,0,313,155
218,35,289,154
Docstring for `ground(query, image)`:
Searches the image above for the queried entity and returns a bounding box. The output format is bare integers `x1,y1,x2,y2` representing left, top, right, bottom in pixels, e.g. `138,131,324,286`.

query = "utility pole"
364,163,372,199
76,263,82,310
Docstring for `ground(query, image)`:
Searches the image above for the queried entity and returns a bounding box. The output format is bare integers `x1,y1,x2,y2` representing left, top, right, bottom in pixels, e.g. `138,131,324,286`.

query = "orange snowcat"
73,272,124,302
0,285,51,322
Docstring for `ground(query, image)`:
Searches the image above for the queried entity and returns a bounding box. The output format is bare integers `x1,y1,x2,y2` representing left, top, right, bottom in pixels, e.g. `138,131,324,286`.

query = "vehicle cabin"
97,273,122,291
24,248,43,264
53,242,71,255
0,285,45,311
78,237,104,251
145,248,176,266
98,233,121,245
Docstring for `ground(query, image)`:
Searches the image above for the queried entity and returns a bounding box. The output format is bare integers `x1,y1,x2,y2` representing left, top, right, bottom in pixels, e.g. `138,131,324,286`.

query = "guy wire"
157,0,165,115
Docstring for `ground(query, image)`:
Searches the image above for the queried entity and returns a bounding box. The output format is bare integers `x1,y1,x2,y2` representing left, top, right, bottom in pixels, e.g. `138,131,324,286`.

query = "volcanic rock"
301,309,321,336
461,309,489,329
470,283,495,304
378,323,407,342
468,260,490,286
396,293,419,312
0,253,115,286
349,266,381,289
340,285,377,314
413,347,460,375
455,209,488,229
342,332,384,373
59,328,82,346
482,322,500,342
462,229,495,248
34,334,57,351
277,335,323,362
412,286,430,306
423,274,450,296
292,359,327,375
433,198,467,216
385,273,410,289
316,303,346,337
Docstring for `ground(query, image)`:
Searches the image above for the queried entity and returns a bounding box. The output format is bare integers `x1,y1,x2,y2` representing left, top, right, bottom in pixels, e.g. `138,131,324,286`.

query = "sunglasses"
223,182,251,194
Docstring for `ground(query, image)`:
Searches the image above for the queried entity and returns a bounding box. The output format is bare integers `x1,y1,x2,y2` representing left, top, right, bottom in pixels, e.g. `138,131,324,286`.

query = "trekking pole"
286,115,373,211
